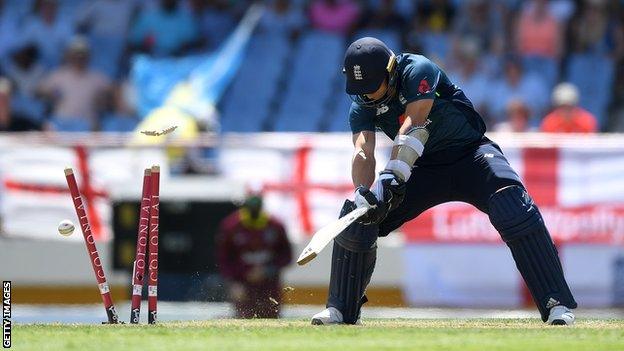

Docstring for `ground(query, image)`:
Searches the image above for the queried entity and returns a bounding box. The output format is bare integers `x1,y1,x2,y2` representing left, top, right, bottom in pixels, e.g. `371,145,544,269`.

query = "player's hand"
354,186,388,225
375,170,406,211
339,199,357,218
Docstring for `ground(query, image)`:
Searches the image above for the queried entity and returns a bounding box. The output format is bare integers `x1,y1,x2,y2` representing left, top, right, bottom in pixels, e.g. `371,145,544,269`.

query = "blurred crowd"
0,0,623,133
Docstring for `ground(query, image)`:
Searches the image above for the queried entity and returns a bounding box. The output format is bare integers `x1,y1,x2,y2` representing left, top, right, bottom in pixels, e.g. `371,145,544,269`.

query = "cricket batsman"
311,37,577,325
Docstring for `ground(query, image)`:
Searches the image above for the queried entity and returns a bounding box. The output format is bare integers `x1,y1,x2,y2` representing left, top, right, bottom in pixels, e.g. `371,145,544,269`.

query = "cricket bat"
296,207,368,265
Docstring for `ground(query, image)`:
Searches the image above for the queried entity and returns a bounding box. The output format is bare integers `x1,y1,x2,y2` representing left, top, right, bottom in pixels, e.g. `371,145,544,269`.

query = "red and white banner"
218,133,624,308
1,133,623,307
403,147,624,245
219,133,624,246
3,132,623,244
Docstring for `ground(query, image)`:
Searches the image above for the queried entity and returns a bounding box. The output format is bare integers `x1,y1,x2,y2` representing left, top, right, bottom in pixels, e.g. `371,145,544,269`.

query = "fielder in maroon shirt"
216,193,292,318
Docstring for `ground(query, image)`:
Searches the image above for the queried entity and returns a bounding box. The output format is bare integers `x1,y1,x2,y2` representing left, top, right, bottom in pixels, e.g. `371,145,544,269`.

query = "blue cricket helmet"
343,37,397,107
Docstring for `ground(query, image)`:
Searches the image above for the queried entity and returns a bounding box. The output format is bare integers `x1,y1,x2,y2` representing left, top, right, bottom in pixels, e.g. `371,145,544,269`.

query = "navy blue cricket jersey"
348,53,487,165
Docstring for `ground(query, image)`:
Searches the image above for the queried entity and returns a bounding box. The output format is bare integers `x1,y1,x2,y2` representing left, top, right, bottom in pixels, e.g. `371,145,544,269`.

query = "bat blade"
296,207,368,265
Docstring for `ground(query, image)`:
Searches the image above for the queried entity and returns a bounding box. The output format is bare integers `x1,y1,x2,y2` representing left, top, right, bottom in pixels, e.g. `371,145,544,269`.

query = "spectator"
20,0,74,69
2,44,45,98
567,0,623,57
417,0,455,34
0,78,41,132
564,0,623,126
541,82,598,133
2,43,47,123
517,0,562,59
489,58,549,125
405,0,455,59
494,99,534,133
216,192,292,319
130,0,198,57
516,0,562,86
453,0,503,54
37,37,112,131
309,0,360,35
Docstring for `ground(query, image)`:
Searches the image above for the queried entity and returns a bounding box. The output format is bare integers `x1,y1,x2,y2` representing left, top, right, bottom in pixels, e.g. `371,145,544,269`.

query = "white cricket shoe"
311,307,343,325
547,305,575,325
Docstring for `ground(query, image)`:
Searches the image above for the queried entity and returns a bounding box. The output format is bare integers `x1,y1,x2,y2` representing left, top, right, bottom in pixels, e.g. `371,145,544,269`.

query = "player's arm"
351,129,388,224
351,130,376,188
389,99,432,176
371,100,431,211
377,56,441,210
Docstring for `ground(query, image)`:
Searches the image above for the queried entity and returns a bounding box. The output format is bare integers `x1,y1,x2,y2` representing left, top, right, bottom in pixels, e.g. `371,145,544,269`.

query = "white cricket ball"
58,219,75,236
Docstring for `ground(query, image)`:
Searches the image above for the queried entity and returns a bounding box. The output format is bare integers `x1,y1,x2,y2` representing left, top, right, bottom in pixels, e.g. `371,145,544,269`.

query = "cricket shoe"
547,305,575,325
311,307,343,325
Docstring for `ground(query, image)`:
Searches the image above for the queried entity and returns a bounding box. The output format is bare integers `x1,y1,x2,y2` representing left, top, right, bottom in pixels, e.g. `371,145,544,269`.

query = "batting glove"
354,186,388,225
375,170,406,211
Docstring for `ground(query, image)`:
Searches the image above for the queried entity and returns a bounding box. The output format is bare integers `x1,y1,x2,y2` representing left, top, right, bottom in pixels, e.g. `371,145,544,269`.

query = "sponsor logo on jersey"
353,65,363,80
376,104,389,116
399,113,406,124
418,78,431,94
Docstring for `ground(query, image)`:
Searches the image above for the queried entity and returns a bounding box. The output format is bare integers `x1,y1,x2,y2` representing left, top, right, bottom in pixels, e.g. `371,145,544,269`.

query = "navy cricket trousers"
379,139,523,237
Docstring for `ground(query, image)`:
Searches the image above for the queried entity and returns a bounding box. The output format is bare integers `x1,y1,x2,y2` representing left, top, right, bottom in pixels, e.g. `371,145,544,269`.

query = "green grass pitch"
12,319,624,351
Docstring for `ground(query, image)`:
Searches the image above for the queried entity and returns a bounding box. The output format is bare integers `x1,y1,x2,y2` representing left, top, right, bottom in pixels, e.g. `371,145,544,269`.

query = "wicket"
147,165,160,324
65,165,160,324
64,167,119,324
130,169,152,324
130,165,160,324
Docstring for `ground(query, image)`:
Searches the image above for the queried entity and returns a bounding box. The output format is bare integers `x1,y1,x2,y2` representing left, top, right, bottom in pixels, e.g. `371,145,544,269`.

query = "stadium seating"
3,0,32,18
11,93,46,123
219,32,290,132
1,1,620,134
101,114,139,132
522,56,558,89
272,31,345,132
89,34,125,78
324,94,353,132
219,28,402,133
49,117,91,132
421,32,451,61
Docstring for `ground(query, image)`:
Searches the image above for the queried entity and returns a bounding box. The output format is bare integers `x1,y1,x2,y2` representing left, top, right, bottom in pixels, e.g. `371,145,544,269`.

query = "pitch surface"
12,319,624,351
